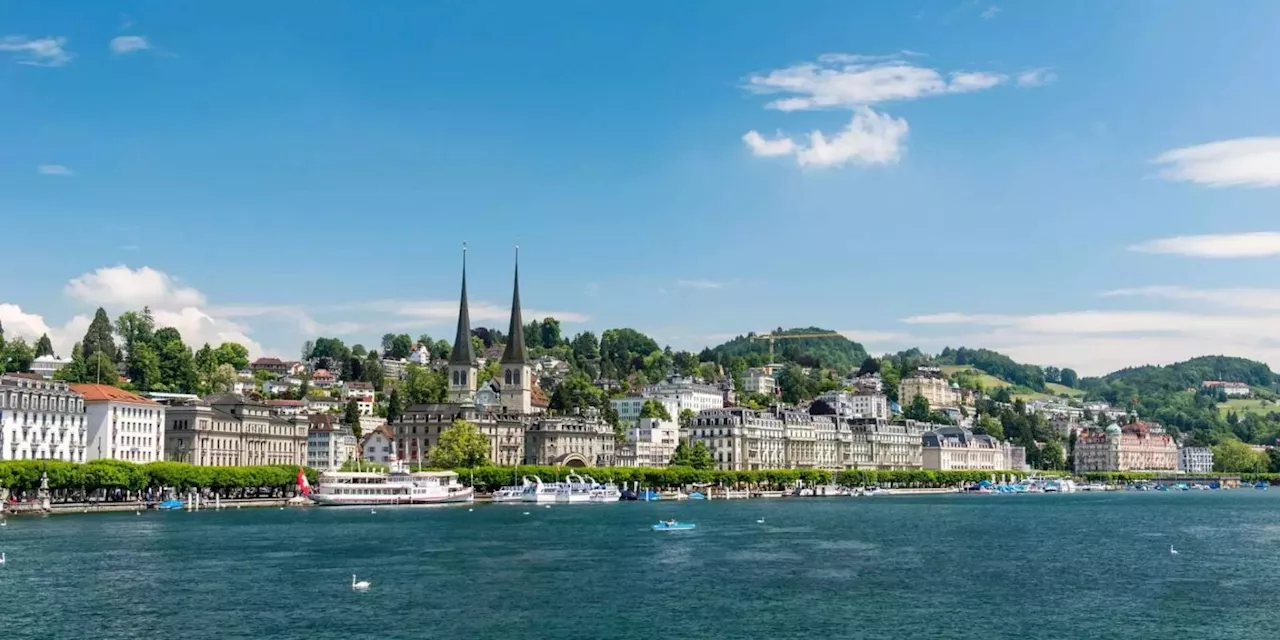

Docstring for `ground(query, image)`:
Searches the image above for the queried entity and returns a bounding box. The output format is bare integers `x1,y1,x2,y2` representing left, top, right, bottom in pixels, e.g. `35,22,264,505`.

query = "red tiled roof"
70,383,158,405
266,400,304,406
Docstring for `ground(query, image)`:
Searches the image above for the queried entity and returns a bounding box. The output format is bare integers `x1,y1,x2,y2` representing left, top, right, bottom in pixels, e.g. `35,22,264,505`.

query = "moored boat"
652,520,696,531
310,462,474,506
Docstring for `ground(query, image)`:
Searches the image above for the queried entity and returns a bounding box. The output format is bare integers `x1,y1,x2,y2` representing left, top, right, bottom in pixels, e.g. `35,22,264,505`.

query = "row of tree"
0,459,316,496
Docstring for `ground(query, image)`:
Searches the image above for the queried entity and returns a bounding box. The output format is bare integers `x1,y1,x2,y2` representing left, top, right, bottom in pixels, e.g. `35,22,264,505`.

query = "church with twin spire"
391,247,616,468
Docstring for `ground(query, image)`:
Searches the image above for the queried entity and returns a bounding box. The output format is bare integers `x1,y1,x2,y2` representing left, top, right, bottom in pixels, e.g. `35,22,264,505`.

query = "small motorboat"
652,520,696,531
687,492,706,500
156,499,185,511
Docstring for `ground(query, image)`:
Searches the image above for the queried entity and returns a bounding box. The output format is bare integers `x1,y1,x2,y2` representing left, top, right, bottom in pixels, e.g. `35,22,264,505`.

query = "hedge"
0,460,319,495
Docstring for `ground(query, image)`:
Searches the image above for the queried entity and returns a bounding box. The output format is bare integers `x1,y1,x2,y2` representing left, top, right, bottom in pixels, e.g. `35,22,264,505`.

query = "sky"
4,1,1280,376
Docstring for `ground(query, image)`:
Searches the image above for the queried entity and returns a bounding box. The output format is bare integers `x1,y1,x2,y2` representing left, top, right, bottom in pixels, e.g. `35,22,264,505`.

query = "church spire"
500,246,528,365
449,243,476,366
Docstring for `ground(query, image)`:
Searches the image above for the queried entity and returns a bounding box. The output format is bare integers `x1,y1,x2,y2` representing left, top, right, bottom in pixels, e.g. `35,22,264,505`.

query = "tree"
1038,441,1066,470
34,334,54,357
351,344,367,358
857,357,880,376
115,309,155,362
539,318,562,349
81,307,117,363
343,399,361,428
1213,439,1267,473
673,351,699,377
388,334,413,360
155,334,198,394
1269,448,1280,474
208,363,237,393
548,372,604,415
688,441,714,470
429,420,490,468
778,364,815,404
403,364,447,405
638,399,673,421
2,338,34,373
126,342,162,391
570,331,599,363
478,359,501,385
381,333,396,355
1059,368,1078,388
974,414,1004,440
213,342,250,370
386,387,405,425
904,395,931,422
679,408,696,431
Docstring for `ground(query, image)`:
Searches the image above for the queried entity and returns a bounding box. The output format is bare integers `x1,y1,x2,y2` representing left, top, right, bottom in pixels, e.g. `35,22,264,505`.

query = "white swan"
756,518,765,524
351,574,370,591
0,552,6,565
1170,545,1178,555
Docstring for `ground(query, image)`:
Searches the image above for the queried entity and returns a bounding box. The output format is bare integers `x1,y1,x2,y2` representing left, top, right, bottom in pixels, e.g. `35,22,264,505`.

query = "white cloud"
66,265,207,308
745,54,1010,111
0,35,72,67
1153,137,1280,188
1128,232,1280,258
741,53,1039,169
1016,68,1056,87
37,164,73,176
743,107,909,168
109,35,150,54
1103,285,1280,312
742,131,796,157
676,279,725,290
981,5,1001,19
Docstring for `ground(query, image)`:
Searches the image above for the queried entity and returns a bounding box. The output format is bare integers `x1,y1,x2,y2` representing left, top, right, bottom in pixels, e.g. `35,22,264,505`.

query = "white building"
622,417,680,467
689,407,785,470
1201,381,1252,398
0,374,87,462
409,348,432,366
1178,446,1214,474
306,396,343,414
307,416,357,472
816,391,889,419
265,399,306,417
921,426,1004,471
643,376,725,413
30,355,73,380
741,370,776,396
72,384,166,463
611,395,680,425
361,426,397,463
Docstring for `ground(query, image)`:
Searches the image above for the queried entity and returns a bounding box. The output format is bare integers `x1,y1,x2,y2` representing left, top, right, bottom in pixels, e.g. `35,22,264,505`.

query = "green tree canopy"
639,399,673,421
81,307,117,363
34,334,54,358
430,420,490,468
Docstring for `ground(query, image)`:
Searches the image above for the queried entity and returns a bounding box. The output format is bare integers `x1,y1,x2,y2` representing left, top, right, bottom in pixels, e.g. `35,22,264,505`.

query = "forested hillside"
704,327,868,373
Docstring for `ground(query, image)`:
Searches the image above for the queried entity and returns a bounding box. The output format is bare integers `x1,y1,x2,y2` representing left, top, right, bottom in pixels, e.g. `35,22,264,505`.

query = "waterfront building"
898,374,961,409
1073,422,1178,472
777,408,841,469
524,412,616,467
162,394,307,467
0,373,86,461
72,384,165,463
689,407,786,471
30,355,73,380
1178,446,1214,474
361,426,396,464
307,414,357,472
921,426,1004,471
844,417,928,469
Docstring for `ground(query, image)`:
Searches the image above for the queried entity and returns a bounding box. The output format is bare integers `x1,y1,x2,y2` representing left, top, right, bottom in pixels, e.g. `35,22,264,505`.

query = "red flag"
297,468,312,496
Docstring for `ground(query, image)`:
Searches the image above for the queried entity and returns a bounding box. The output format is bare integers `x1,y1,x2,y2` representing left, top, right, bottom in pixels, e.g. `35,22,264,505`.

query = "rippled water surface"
3,491,1279,639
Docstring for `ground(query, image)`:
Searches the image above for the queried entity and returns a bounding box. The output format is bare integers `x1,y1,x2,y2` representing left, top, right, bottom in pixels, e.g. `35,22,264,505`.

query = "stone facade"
922,426,1004,471
524,413,616,467
1073,422,1178,472
0,374,87,462
163,394,307,467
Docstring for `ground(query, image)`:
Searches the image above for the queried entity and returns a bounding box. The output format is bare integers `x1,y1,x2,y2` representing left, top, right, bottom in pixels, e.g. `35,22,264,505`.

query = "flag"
297,468,312,496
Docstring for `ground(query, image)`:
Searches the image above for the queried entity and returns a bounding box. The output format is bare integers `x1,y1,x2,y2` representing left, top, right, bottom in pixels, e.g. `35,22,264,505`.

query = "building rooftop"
70,383,158,405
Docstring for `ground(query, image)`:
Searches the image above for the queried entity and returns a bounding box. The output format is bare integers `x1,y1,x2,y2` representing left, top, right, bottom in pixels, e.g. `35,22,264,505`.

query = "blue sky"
5,1,1280,375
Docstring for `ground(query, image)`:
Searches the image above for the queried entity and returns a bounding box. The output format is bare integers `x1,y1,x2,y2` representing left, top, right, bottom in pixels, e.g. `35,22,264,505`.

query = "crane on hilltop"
748,331,844,363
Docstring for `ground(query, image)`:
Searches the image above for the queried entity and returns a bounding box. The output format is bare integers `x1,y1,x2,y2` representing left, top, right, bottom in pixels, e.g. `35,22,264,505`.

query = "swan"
523,511,530,515
370,508,377,515
468,508,474,512
1,552,6,565
756,518,765,524
351,574,370,591
1170,545,1178,555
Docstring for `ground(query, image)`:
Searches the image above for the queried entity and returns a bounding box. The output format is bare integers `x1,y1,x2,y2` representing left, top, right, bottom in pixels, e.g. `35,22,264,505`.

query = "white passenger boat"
555,473,593,504
492,476,534,504
521,475,560,504
586,476,621,502
311,463,474,506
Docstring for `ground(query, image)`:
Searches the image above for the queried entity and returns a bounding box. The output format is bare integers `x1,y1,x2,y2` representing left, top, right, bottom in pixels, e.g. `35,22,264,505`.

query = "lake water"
3,491,1279,639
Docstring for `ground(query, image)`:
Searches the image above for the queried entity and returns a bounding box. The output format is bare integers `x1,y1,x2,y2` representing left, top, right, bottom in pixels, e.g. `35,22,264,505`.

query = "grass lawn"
1045,383,1084,398
940,365,1083,400
939,365,1011,389
1219,398,1279,417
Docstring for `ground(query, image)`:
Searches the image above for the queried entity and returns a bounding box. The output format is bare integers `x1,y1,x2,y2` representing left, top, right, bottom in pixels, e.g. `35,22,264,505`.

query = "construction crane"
749,331,844,362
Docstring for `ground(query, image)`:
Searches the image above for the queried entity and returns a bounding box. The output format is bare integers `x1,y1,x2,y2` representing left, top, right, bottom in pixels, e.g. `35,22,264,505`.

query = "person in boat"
664,519,676,526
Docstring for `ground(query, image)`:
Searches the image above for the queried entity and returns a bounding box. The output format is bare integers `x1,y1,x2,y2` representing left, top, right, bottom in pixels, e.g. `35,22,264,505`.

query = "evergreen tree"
81,308,117,363
343,399,361,428
34,334,54,357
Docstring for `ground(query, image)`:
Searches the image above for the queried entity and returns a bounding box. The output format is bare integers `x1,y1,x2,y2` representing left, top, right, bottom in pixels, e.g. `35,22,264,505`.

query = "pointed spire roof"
449,245,477,366
501,246,529,366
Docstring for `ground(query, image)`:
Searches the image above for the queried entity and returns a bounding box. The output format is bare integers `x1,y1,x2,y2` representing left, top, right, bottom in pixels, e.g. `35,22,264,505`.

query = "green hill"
706,327,867,373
